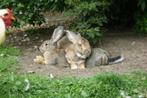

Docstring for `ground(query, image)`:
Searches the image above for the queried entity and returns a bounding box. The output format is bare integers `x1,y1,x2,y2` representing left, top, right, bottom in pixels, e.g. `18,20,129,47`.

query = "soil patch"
7,29,147,77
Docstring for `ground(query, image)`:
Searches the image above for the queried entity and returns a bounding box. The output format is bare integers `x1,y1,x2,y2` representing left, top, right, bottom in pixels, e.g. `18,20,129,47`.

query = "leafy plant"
0,0,48,26
0,72,147,98
0,0,110,45
134,0,147,34
137,0,147,11
65,0,110,45
1,0,147,44
0,46,20,72
134,15,147,34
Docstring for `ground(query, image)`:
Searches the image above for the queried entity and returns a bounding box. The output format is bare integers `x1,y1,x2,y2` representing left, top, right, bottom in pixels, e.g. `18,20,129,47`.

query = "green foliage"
0,56,17,72
137,0,147,11
0,0,74,26
1,0,147,44
0,46,20,72
0,46,20,56
134,15,147,34
105,0,136,27
0,0,110,45
134,0,147,34
104,0,147,35
0,0,48,26
66,0,109,45
0,72,147,98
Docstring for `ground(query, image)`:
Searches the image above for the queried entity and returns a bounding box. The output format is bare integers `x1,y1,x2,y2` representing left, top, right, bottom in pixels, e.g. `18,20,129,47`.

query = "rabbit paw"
70,64,78,69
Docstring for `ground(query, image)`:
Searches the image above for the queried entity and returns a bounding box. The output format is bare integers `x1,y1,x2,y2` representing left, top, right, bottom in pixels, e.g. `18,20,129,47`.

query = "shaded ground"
7,29,147,77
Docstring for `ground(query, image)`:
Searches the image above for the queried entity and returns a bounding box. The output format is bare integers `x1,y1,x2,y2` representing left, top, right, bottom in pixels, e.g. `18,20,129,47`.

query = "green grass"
0,45,147,98
0,46,20,72
0,72,146,98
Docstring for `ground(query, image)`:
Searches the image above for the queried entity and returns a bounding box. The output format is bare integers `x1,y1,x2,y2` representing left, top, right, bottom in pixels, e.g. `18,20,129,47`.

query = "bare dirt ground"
7,29,147,77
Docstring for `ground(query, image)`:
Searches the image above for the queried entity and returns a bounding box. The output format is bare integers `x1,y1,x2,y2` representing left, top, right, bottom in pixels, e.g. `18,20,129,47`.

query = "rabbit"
34,40,55,65
35,47,69,67
64,30,91,69
36,25,69,67
86,48,124,67
36,35,69,67
43,49,68,67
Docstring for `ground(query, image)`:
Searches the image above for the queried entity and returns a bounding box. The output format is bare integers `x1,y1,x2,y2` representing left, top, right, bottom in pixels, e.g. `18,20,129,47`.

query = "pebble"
40,40,44,42
18,42,22,45
27,71,35,74
24,34,28,37
138,95,144,98
125,96,131,98
48,74,54,79
131,41,135,45
22,37,30,42
34,45,38,50
0,54,4,57
35,36,39,40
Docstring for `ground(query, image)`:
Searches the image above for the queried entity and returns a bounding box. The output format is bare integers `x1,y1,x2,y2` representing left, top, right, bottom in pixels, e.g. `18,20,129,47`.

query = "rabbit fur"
64,30,91,69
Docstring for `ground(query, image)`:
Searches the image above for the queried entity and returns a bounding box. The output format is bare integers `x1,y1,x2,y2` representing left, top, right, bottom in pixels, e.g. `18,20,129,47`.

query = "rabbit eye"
45,44,48,46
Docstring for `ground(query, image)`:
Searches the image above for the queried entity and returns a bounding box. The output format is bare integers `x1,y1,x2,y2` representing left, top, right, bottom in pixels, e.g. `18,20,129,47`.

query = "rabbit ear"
65,30,81,44
51,26,64,44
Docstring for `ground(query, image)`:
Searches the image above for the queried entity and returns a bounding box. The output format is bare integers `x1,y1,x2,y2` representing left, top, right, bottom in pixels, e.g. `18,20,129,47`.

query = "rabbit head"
75,37,91,59
65,30,91,59
39,40,55,53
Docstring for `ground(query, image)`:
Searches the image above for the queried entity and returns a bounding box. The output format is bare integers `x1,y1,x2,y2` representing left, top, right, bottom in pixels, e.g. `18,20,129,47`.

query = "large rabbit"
64,30,91,69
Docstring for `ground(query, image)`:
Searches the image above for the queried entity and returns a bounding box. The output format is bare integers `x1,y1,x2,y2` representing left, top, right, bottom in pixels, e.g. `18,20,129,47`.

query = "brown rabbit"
64,30,91,69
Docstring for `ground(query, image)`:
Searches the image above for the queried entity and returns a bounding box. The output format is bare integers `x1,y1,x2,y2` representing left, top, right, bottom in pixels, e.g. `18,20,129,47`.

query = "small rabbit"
37,35,69,67
64,30,91,69
34,47,69,67
34,40,55,65
35,27,74,67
